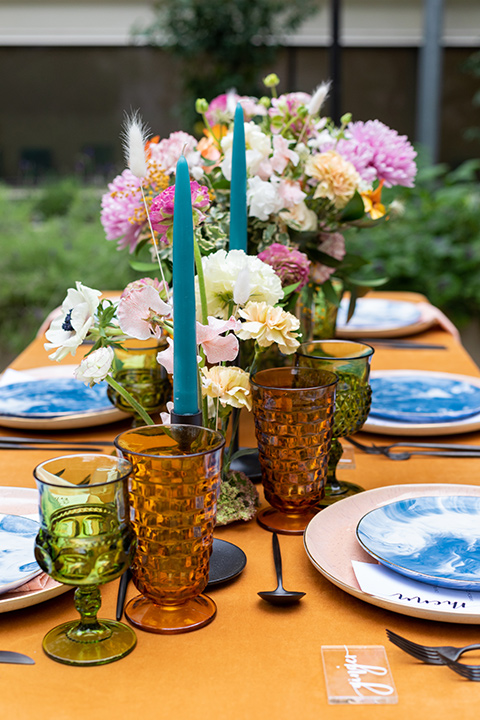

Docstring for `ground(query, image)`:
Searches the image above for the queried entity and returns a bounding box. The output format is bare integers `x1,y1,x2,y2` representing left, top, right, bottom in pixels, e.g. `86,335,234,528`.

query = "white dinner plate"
336,298,434,338
304,483,480,623
0,366,127,430
363,370,480,436
0,487,69,613
356,496,480,590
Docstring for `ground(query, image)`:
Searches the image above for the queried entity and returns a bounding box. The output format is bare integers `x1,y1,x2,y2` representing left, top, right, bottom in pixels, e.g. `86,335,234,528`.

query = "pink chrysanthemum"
335,120,417,188
100,170,143,252
258,243,311,290
150,181,210,243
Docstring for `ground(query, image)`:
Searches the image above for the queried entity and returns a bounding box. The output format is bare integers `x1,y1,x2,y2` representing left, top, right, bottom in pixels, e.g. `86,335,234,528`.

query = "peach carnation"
305,150,360,209
236,302,300,355
201,366,252,411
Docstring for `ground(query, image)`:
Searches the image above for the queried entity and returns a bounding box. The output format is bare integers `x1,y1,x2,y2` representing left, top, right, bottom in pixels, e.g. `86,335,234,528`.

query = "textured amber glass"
114,424,225,634
296,340,374,504
33,454,137,666
251,367,337,534
107,339,172,426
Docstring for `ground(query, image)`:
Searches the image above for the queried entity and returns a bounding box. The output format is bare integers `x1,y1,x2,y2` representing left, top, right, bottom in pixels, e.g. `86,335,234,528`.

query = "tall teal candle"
229,103,247,252
172,155,200,417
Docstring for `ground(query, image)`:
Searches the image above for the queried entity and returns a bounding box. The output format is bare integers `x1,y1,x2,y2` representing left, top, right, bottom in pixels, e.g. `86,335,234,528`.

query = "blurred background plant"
0,182,136,369
134,0,319,129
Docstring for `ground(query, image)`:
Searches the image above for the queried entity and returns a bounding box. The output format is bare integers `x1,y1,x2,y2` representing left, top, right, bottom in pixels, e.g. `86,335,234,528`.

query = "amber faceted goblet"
296,340,374,506
106,339,172,426
250,367,338,535
33,454,137,666
114,424,225,634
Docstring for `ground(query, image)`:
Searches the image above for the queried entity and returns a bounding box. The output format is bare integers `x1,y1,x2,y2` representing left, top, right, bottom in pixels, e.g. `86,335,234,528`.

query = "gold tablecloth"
1,291,480,719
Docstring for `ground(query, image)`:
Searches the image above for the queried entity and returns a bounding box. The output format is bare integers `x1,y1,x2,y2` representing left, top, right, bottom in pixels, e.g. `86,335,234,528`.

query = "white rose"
196,249,283,320
247,176,284,222
74,346,114,387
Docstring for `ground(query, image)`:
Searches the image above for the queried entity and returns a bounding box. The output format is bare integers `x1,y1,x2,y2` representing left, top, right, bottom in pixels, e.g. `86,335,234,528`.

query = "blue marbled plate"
337,298,422,331
356,496,480,590
0,514,41,595
0,378,113,418
369,373,480,423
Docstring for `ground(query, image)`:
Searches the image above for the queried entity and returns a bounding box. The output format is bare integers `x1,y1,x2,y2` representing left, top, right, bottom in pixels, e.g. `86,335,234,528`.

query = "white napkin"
352,560,480,615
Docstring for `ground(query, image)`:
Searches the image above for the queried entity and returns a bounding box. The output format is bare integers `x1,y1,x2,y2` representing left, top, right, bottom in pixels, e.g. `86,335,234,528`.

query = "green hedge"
0,183,138,369
345,156,480,327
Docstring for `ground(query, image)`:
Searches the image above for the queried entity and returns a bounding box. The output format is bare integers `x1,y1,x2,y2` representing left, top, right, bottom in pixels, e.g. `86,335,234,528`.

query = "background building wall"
0,1,478,180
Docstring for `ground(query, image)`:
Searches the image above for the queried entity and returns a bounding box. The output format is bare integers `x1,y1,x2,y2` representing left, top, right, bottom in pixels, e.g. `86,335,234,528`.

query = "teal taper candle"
172,155,200,417
229,103,247,252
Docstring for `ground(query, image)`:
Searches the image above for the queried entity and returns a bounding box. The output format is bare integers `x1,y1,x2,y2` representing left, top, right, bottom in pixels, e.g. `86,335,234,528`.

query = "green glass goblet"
33,454,137,665
296,340,374,506
106,338,172,427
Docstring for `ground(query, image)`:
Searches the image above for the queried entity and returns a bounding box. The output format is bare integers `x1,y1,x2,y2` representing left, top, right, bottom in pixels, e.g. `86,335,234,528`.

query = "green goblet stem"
326,438,345,494
67,586,113,643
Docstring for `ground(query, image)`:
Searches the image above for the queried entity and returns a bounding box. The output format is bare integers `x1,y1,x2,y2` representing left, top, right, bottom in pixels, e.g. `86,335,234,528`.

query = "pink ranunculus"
148,131,199,175
196,316,240,364
258,243,311,290
117,285,171,340
150,182,210,244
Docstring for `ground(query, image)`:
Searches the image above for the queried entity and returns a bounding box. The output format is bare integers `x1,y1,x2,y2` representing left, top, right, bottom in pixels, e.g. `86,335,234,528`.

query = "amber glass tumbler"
114,424,225,634
250,367,337,534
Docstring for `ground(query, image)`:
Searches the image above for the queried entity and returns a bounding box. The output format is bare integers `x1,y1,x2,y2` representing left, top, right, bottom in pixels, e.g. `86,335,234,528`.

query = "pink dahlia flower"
100,170,143,252
258,243,311,290
150,182,210,243
335,120,417,188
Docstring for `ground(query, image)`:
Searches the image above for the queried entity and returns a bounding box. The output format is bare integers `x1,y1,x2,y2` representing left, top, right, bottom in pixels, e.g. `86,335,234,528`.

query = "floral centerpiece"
101,74,417,331
45,190,303,524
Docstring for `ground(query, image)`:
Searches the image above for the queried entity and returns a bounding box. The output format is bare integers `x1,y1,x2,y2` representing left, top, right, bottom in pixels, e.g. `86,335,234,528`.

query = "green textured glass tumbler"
33,454,137,665
296,340,374,506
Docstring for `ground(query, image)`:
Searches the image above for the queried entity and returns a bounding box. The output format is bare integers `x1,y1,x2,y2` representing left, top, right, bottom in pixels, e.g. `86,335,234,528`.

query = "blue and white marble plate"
0,378,114,418
337,298,422,332
0,366,127,430
369,371,480,423
356,496,480,590
0,514,41,595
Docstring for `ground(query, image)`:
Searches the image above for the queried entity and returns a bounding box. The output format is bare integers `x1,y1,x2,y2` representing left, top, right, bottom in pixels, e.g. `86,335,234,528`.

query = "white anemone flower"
45,282,102,361
74,346,114,387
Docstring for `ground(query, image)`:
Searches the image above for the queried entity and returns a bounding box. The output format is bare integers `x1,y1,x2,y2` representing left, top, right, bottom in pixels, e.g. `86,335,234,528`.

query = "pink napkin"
417,302,461,342
4,574,60,597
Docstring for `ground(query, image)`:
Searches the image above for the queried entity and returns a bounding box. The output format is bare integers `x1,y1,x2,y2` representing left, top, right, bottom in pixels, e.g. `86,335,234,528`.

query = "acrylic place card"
322,645,397,704
352,560,480,614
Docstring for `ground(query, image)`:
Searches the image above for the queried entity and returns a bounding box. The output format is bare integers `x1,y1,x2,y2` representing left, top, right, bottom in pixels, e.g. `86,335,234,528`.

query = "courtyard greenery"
0,182,137,369
0,152,479,370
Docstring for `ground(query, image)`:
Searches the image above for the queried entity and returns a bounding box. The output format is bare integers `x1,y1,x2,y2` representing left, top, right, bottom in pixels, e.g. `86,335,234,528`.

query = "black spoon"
258,532,306,606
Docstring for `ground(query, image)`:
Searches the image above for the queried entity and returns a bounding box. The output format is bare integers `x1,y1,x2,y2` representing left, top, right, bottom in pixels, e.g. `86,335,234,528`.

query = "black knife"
0,651,35,665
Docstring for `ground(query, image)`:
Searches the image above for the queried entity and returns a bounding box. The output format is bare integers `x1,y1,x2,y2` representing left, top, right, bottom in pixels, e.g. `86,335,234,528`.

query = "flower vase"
106,339,172,426
297,280,343,342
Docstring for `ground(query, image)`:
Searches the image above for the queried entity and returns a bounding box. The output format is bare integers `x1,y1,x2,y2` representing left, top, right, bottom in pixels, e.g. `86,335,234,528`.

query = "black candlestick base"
170,410,203,426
